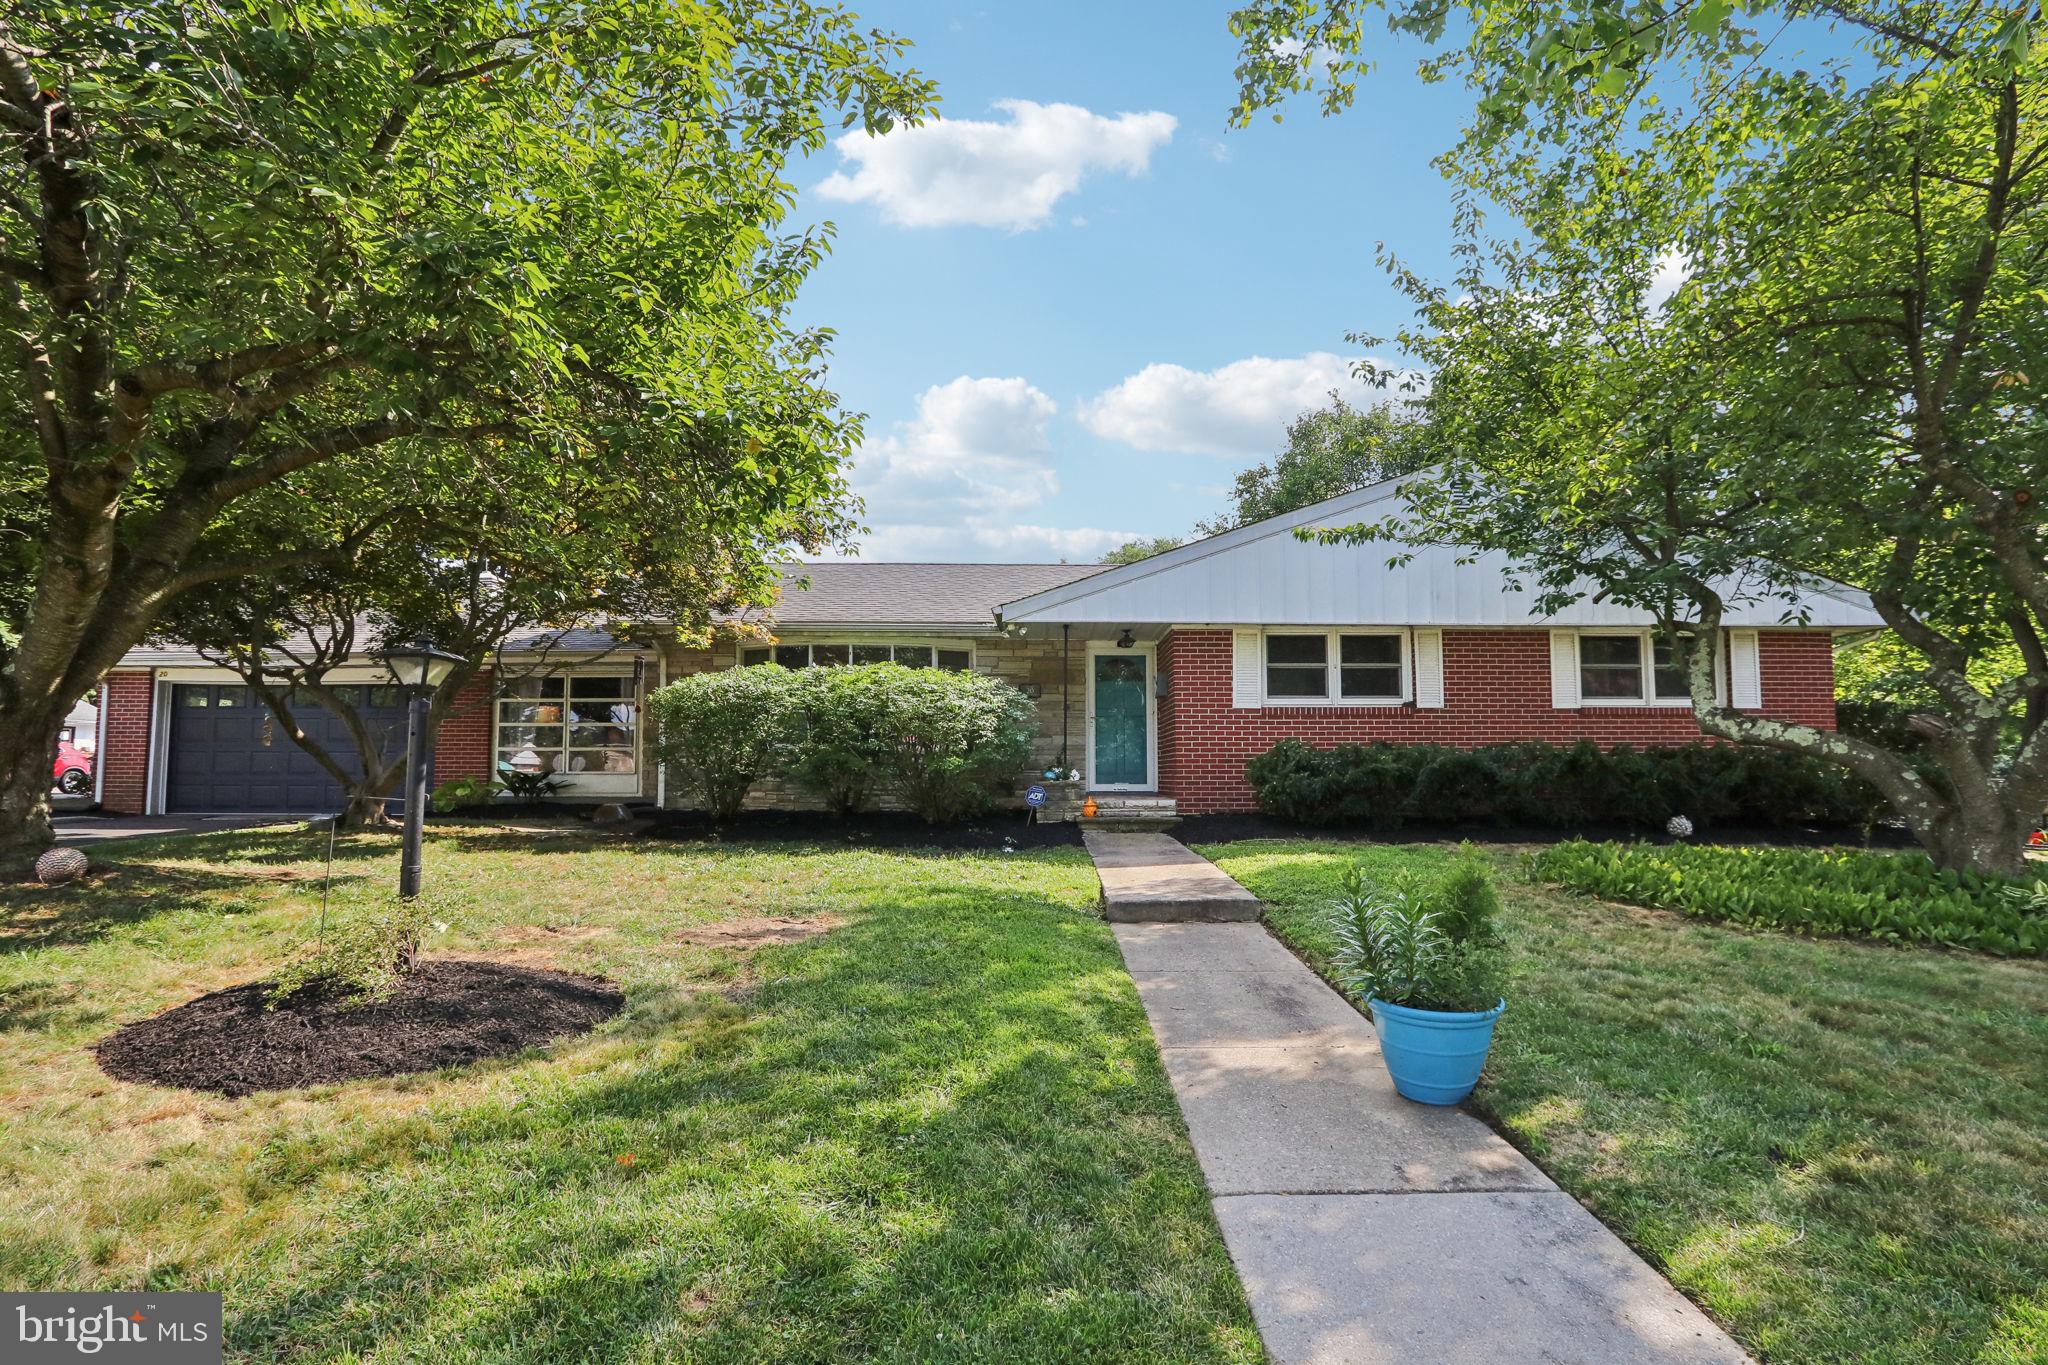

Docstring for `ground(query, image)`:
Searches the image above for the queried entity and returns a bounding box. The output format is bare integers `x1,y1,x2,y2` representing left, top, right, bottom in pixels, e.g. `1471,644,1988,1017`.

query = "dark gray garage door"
166,684,417,813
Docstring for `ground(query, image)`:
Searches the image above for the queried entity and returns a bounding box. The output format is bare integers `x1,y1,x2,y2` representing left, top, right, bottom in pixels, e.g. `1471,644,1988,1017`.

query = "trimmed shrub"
1247,739,1881,832
650,665,795,822
784,665,898,815
873,665,1034,822
1245,739,1426,830
1532,841,2047,955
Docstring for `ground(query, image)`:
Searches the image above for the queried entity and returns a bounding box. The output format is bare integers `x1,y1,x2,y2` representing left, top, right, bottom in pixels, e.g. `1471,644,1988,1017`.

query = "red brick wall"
97,670,155,814
432,668,495,782
1159,628,1838,813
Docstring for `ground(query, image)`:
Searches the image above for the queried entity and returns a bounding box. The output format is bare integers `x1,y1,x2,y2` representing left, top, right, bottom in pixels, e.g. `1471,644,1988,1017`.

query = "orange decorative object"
1082,796,1099,819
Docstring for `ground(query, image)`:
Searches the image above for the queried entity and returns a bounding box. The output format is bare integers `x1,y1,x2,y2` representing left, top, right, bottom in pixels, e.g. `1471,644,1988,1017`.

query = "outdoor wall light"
380,638,464,690
1116,628,1135,649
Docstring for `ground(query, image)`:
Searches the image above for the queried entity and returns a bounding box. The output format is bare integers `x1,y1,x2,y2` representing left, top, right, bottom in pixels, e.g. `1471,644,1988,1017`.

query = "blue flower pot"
1366,997,1506,1105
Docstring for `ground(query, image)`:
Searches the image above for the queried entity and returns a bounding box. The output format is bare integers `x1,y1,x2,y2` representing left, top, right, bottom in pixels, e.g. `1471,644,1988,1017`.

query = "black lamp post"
380,639,465,900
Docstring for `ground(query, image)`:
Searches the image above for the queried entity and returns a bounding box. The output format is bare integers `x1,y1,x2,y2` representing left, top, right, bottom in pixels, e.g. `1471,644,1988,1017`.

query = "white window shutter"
1729,629,1763,709
1549,630,1581,709
1413,629,1444,708
1232,629,1263,708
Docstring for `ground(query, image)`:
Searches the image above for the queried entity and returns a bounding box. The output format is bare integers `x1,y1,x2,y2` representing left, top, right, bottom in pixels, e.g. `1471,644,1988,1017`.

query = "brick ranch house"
93,480,1882,818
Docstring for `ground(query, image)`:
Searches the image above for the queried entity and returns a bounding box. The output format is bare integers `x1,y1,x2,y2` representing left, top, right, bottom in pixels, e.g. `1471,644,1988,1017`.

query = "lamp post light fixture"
380,639,465,901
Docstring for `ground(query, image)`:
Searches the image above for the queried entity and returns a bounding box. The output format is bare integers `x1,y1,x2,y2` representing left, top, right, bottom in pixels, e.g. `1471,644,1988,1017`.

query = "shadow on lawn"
0,859,362,957
216,882,1250,1362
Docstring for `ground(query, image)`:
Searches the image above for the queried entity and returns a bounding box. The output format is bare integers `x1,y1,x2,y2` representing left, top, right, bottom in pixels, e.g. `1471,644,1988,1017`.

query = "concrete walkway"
1082,830,1262,922
1114,919,1750,1364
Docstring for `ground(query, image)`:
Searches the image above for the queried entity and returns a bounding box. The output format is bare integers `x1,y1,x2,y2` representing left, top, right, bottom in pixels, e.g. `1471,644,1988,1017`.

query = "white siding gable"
996,478,1885,631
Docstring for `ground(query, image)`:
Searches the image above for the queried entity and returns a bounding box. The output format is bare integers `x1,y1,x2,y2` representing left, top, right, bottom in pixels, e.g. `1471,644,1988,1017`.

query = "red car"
53,740,92,796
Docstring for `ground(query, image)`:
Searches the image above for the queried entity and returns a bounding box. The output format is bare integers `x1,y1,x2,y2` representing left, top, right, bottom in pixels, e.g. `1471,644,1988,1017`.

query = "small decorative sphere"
1666,814,1695,840
35,847,90,885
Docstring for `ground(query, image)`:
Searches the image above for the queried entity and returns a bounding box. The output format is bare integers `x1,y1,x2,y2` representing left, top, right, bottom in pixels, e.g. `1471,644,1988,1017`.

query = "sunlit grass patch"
1206,838,2048,1365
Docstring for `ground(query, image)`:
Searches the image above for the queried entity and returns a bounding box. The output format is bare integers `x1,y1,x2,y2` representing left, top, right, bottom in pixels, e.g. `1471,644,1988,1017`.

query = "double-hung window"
1263,630,1407,704
497,675,639,776
1576,632,1694,705
739,642,973,671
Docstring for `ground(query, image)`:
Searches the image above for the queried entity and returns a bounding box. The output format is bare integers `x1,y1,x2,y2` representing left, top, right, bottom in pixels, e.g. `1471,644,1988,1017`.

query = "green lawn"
1202,840,2048,1365
1,826,1259,1363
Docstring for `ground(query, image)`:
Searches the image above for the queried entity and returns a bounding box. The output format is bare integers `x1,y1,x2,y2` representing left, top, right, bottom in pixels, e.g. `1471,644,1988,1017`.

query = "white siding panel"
998,483,1885,629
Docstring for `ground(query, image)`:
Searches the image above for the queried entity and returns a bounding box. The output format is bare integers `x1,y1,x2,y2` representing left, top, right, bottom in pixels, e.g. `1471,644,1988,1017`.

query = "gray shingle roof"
112,563,1106,667
751,562,1106,628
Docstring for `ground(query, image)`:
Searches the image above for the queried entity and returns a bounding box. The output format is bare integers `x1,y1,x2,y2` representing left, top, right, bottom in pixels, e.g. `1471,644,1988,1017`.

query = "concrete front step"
1083,830,1263,923
1079,815,1182,833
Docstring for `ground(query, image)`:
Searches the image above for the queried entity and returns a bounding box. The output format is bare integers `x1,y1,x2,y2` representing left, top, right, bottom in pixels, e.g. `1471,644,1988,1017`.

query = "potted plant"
1325,861,1508,1105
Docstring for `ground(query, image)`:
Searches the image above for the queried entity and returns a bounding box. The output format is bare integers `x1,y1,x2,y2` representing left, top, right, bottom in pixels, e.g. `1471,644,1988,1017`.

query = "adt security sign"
1024,784,1047,808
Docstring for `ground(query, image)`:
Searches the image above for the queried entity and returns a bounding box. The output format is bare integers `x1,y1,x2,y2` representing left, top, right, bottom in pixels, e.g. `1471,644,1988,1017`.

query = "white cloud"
1646,249,1690,311
849,376,1138,562
815,99,1177,231
1079,351,1397,458
855,522,1140,563
852,376,1057,523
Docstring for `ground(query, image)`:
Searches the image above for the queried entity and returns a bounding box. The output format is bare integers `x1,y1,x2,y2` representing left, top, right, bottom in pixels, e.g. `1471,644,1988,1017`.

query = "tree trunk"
0,722,60,878
339,789,398,830
1923,806,2032,880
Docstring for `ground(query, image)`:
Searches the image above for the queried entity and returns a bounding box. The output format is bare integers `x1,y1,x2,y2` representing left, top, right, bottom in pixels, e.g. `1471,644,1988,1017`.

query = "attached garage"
165,683,415,814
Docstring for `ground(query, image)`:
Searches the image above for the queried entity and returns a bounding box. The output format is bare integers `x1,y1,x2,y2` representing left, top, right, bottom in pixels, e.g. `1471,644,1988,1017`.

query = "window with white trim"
1577,631,1694,705
496,674,638,776
1265,633,1329,698
1263,630,1407,704
739,642,972,671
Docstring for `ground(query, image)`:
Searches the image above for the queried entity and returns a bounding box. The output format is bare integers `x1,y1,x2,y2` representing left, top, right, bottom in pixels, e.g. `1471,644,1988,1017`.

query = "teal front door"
1092,653,1149,787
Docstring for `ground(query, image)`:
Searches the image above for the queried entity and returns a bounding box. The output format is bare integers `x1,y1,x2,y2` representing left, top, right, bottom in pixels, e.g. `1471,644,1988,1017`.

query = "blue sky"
785,1,1477,562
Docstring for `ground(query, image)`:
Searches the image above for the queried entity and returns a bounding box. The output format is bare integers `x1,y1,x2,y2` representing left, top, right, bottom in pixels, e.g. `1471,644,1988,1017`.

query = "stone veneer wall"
655,634,1085,812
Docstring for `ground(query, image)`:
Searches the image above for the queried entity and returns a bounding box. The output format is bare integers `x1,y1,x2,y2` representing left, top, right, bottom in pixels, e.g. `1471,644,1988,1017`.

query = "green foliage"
870,666,1035,823
0,0,938,862
1226,1,2048,874
496,768,568,803
650,666,796,822
1533,842,2048,955
1102,536,1187,566
784,665,899,814
652,663,1035,823
1196,397,1438,535
1324,859,1507,1011
1247,738,1880,832
430,776,502,813
269,901,439,1007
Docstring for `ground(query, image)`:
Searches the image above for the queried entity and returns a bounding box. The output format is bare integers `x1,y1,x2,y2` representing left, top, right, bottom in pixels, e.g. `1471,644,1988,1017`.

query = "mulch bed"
1175,811,1919,849
647,809,1084,851
94,960,623,1097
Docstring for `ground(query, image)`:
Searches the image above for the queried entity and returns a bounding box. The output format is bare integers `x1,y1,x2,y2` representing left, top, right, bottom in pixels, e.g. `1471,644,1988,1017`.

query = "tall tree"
1195,395,1436,535
159,426,813,827
1101,535,1186,565
0,0,931,871
1232,1,2047,874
